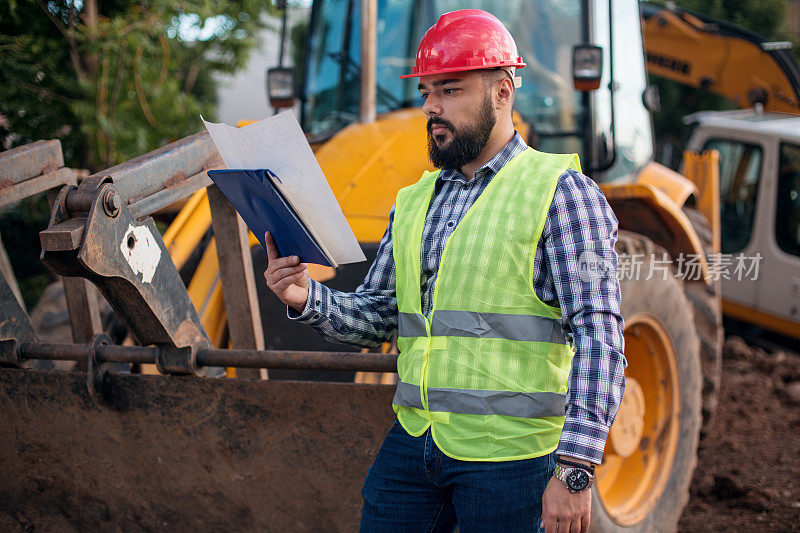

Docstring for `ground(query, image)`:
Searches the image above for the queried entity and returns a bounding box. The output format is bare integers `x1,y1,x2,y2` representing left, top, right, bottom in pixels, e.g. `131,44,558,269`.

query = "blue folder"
206,169,332,267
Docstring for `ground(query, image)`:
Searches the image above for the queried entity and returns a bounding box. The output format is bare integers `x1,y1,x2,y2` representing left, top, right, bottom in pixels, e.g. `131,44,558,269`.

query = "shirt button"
315,300,321,307
446,220,455,228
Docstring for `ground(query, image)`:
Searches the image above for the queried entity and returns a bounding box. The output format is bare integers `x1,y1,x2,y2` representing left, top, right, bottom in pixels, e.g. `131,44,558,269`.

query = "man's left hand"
540,475,591,533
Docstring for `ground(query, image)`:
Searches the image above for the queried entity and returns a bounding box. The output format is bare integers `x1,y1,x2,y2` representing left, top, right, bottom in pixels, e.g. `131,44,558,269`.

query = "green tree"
0,0,281,171
671,0,786,36
0,0,284,308
646,0,789,168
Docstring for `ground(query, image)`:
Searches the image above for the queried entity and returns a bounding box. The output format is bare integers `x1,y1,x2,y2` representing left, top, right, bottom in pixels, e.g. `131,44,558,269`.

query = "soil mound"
679,335,800,531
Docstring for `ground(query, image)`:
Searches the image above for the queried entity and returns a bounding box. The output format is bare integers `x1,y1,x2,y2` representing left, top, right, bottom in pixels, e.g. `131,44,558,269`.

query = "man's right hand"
263,231,309,313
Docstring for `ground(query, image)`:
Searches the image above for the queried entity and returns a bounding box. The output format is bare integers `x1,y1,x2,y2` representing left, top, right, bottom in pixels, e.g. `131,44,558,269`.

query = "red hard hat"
400,9,525,79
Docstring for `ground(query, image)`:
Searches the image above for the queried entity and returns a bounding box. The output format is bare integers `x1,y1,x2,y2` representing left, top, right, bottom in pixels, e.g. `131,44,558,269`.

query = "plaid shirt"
288,132,626,464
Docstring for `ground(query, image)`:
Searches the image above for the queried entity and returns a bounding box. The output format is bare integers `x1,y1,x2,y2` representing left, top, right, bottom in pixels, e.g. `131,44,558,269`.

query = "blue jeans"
360,420,554,532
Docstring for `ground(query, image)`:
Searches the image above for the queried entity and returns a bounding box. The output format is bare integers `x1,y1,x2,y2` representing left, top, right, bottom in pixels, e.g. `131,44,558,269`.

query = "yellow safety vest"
392,147,581,461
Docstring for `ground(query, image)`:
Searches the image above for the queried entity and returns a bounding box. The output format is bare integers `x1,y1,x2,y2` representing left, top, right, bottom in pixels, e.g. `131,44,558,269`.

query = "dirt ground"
678,333,800,531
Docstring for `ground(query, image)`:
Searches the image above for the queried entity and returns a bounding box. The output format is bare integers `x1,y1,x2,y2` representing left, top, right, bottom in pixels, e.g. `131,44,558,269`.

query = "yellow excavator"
164,1,723,530
641,3,800,113
161,1,800,529
642,3,800,341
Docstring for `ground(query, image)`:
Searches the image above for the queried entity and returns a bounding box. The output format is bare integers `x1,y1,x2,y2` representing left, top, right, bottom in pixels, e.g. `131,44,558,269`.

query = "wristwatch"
553,462,594,493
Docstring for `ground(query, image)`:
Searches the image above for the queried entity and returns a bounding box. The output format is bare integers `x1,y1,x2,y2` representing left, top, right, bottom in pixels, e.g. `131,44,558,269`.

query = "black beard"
427,95,496,171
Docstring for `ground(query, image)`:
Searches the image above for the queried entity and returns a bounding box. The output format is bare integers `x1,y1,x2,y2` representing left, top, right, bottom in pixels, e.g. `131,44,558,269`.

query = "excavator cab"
301,0,654,185
685,110,800,339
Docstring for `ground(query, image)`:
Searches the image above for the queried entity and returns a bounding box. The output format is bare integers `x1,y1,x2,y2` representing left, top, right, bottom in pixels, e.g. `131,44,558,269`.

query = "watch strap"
556,457,596,474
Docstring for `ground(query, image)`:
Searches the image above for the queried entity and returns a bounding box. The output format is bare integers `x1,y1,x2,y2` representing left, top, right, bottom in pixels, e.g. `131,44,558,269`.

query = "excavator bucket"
0,367,394,530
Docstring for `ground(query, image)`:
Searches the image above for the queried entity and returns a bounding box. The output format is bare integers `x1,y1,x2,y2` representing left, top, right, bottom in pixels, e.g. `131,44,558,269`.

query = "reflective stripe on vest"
392,380,567,418
397,312,427,337
398,310,566,344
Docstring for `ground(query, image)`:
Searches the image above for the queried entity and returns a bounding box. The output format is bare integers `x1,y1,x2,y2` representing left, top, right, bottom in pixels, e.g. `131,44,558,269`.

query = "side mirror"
642,84,661,113
572,45,603,91
267,67,297,109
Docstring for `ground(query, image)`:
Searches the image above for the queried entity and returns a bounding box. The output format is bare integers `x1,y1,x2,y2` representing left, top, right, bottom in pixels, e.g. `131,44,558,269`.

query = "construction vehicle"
641,3,800,341
1,0,797,531
641,3,800,115
683,109,800,340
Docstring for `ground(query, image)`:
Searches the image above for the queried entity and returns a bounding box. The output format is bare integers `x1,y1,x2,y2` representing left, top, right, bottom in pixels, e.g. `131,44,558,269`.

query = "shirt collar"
437,131,528,184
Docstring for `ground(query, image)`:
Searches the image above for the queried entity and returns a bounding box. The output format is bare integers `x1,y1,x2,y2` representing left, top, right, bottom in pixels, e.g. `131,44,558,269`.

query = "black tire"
28,280,121,371
590,231,701,532
682,207,723,436
27,280,80,371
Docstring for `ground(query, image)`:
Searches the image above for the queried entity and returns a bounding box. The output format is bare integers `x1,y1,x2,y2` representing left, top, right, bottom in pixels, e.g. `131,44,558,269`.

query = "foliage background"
0,0,282,307
0,0,281,170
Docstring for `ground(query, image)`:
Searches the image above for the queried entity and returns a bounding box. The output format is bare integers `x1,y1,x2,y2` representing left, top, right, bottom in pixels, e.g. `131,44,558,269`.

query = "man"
264,9,625,533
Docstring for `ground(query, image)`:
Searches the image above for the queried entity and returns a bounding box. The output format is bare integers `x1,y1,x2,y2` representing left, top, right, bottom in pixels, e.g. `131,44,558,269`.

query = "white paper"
201,112,366,266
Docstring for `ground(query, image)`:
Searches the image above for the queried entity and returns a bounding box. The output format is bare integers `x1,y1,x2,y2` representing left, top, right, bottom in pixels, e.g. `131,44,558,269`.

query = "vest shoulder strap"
514,148,582,177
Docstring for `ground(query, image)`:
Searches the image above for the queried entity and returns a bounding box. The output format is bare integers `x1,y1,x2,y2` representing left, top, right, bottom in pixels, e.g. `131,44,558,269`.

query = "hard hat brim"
400,62,526,79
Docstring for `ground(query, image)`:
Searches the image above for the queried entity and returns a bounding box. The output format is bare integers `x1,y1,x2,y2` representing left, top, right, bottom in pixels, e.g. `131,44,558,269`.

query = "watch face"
566,469,590,491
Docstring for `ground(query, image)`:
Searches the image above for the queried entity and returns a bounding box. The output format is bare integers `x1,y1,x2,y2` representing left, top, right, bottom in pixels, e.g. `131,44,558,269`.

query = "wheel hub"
596,314,681,526
609,377,645,458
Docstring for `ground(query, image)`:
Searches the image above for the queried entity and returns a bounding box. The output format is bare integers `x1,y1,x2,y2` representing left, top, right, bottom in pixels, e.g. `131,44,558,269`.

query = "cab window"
703,139,763,253
777,143,800,258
